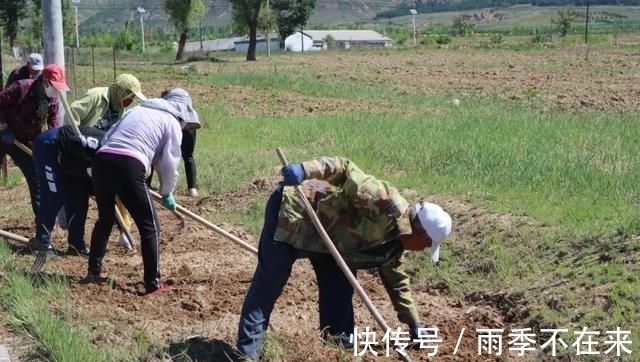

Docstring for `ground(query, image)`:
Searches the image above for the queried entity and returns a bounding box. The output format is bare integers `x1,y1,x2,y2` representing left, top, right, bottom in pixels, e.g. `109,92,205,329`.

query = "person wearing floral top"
0,64,68,217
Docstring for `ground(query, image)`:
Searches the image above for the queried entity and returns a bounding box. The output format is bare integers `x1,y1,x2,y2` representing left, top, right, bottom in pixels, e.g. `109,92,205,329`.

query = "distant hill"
76,0,410,31
75,0,640,35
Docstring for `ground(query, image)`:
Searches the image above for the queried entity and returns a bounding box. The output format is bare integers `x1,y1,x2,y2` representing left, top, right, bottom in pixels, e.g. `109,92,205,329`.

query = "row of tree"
0,0,317,61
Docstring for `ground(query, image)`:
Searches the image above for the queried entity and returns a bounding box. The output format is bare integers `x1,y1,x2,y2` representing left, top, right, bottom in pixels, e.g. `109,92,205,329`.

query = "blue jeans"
236,186,355,360
32,128,63,246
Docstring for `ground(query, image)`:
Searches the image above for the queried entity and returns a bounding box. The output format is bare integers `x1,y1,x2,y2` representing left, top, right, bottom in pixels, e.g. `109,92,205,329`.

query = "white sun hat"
415,202,452,263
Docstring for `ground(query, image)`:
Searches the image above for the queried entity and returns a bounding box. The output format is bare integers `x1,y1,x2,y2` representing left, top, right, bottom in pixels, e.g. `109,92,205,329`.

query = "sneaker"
68,244,90,257
27,238,49,252
188,188,198,197
80,272,109,284
145,282,174,295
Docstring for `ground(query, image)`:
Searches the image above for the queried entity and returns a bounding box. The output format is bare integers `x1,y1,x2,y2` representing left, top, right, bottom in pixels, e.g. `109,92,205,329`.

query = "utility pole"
199,21,203,52
584,0,590,44
42,0,65,68
42,0,66,121
267,0,271,58
137,7,146,53
410,9,417,46
72,0,80,49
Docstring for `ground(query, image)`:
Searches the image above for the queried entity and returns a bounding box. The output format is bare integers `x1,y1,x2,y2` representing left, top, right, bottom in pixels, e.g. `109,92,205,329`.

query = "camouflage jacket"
274,156,413,266
274,156,419,324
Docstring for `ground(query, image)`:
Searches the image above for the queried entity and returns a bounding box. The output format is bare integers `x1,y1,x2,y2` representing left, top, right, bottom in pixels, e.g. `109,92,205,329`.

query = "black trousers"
89,152,161,290
181,129,197,189
61,171,93,246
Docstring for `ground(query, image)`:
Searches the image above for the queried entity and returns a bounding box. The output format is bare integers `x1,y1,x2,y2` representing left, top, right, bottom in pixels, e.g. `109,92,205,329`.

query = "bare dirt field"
1,39,639,361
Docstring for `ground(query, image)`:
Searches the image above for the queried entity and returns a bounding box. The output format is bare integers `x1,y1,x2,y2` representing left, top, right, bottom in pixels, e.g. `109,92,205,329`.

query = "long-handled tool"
0,228,54,273
276,148,412,362
115,205,136,253
31,241,57,273
148,190,258,255
0,229,29,244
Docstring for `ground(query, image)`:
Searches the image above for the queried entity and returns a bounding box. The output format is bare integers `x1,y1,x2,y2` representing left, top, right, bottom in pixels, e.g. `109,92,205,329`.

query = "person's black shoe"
68,244,90,257
80,271,110,284
27,237,48,252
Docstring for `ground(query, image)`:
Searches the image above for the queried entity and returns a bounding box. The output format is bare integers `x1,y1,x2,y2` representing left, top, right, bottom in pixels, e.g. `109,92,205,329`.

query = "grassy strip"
0,242,140,362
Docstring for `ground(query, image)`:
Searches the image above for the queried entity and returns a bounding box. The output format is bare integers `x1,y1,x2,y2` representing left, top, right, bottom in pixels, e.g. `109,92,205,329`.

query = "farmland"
1,30,640,362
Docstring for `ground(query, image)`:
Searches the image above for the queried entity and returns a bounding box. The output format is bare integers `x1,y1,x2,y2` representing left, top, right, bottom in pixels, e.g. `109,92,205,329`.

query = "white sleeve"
156,122,183,195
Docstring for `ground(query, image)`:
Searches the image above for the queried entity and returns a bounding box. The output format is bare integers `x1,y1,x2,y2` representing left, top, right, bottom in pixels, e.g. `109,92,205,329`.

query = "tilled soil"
1,176,508,362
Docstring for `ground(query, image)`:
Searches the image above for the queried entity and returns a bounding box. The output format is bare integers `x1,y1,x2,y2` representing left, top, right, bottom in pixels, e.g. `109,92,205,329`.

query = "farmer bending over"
64,73,147,250
0,64,67,218
236,156,452,361
28,125,106,257
81,87,200,295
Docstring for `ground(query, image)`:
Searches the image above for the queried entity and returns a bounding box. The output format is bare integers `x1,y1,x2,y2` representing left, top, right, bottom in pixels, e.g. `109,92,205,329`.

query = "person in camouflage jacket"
237,156,452,361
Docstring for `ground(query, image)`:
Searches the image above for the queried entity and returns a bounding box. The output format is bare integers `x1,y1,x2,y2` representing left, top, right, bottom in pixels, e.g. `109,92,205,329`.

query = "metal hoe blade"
30,245,58,273
31,251,49,272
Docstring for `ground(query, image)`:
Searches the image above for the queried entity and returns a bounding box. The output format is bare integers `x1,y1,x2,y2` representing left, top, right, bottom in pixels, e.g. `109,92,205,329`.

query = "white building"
285,30,392,52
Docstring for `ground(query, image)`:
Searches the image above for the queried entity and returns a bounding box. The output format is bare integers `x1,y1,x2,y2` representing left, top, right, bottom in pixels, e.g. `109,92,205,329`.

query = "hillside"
76,0,407,31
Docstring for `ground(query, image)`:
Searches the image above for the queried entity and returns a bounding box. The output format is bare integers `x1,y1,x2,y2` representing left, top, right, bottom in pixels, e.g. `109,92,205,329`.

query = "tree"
230,0,262,61
163,0,205,61
257,1,276,47
290,0,315,41
270,0,296,49
451,16,475,37
552,9,575,37
26,0,74,48
269,0,315,50
0,0,28,48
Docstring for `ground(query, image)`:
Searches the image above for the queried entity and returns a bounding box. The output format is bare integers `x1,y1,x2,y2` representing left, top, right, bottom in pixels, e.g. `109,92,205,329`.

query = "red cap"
43,64,70,91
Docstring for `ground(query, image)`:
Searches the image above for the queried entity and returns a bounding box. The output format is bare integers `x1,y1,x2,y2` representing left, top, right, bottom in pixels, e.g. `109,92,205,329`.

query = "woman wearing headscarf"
62,73,147,252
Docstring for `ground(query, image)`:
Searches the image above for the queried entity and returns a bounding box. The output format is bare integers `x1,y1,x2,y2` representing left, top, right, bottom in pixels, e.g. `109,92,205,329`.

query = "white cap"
28,53,44,71
414,202,452,263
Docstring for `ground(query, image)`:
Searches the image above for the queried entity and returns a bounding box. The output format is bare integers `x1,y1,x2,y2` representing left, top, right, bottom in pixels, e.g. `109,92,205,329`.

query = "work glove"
161,193,177,211
409,322,426,340
280,163,305,186
0,129,15,146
